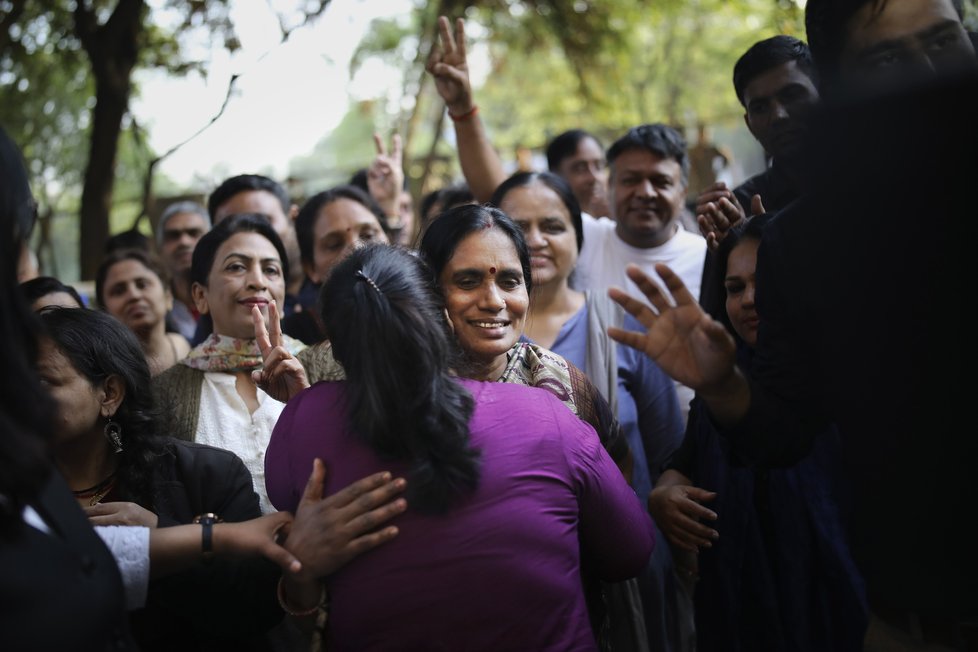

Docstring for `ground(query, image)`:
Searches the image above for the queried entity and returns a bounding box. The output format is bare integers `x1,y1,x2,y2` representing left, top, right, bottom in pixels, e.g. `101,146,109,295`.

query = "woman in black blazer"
0,124,135,652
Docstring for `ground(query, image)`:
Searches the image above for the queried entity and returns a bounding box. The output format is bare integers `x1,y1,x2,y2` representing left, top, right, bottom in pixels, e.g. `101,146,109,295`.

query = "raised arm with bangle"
426,15,506,202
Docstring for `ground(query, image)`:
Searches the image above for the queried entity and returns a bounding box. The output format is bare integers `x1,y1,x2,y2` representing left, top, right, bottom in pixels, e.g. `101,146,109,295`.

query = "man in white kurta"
572,124,707,423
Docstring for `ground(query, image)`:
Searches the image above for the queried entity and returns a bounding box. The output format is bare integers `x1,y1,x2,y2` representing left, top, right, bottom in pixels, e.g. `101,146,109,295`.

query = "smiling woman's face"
193,231,286,340
498,181,578,289
439,227,529,378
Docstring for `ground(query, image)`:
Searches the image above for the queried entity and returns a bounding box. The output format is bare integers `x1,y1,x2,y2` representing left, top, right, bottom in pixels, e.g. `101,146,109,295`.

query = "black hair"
805,0,966,79
606,123,690,186
348,168,369,193
95,248,170,310
39,308,163,509
295,184,390,268
20,276,85,310
701,213,774,339
207,174,291,221
105,229,151,255
489,171,584,253
190,213,290,290
418,204,533,297
733,35,819,106
546,129,603,172
321,245,480,513
0,125,54,535
419,183,476,228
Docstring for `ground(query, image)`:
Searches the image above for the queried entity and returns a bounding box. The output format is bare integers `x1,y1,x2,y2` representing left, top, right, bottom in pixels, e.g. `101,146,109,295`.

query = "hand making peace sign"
252,300,309,403
367,131,405,220
426,16,474,117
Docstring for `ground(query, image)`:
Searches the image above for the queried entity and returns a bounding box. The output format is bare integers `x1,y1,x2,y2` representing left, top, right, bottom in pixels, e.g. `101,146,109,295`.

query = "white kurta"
195,371,286,514
574,213,708,304
574,213,706,425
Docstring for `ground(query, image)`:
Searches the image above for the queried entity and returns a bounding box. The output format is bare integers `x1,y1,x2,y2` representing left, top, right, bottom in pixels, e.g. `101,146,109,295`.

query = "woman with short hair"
152,213,318,513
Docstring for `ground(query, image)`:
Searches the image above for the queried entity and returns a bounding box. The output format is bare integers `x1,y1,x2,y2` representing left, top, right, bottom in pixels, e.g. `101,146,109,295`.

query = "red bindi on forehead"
489,266,496,275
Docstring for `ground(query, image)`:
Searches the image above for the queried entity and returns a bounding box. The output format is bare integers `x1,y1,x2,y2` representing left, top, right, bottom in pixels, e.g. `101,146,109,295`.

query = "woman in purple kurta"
265,245,654,651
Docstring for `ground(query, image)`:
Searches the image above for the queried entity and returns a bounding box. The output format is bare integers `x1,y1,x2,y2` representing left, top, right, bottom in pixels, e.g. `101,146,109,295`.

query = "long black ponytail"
320,245,480,513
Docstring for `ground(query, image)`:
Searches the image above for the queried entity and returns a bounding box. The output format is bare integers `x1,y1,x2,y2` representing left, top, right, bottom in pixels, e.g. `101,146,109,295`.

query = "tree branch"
134,0,334,226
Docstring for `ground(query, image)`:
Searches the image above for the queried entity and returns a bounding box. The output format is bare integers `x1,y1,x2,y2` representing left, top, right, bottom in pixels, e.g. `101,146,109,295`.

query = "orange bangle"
277,577,328,618
449,105,478,122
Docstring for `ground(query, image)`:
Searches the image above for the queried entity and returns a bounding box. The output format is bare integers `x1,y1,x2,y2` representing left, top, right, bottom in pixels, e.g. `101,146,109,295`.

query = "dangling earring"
104,418,123,454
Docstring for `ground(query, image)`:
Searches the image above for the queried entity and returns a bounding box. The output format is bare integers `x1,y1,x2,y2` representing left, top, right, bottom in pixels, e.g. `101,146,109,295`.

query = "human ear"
191,282,210,315
443,308,455,335
303,261,322,286
99,374,126,419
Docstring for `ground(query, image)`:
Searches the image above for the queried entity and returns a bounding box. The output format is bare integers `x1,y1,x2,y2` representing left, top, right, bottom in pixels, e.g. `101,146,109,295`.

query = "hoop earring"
104,419,123,454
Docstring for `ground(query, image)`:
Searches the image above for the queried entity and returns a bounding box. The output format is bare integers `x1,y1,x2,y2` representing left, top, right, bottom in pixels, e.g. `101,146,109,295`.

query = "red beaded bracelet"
449,105,479,122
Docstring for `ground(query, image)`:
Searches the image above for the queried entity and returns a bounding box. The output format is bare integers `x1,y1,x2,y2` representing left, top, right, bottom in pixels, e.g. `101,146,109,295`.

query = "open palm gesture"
608,264,737,392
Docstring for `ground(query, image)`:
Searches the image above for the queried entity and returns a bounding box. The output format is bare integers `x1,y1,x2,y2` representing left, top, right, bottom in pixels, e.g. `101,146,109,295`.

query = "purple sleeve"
264,390,305,514
560,401,656,581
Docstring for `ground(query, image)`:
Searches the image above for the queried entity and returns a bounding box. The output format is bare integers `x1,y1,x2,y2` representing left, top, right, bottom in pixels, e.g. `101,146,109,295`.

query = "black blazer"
127,438,284,652
1,470,135,652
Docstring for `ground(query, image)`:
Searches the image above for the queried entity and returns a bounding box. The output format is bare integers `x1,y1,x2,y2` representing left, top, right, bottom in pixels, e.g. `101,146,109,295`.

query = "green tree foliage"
288,99,381,201
964,0,978,31
0,0,332,280
474,0,805,157
303,0,804,196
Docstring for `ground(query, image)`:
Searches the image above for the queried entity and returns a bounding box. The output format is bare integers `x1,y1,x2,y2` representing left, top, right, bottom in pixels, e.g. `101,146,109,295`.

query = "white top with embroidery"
195,371,285,514
95,525,150,610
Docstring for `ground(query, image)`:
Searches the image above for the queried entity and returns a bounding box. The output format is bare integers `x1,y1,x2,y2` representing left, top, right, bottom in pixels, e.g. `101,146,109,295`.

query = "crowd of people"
2,0,977,650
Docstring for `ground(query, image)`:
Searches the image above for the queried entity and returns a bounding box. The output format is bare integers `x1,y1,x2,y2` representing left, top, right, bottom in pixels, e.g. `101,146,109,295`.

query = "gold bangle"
277,576,329,618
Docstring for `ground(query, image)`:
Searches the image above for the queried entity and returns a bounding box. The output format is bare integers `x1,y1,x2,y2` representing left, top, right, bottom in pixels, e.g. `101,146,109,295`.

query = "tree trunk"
79,76,130,278
75,0,145,280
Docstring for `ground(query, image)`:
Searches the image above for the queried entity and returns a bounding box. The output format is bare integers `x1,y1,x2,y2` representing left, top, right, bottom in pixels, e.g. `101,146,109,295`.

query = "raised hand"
607,263,737,392
367,132,405,220
426,16,473,116
695,181,745,252
648,484,718,553
283,458,407,582
252,300,309,402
